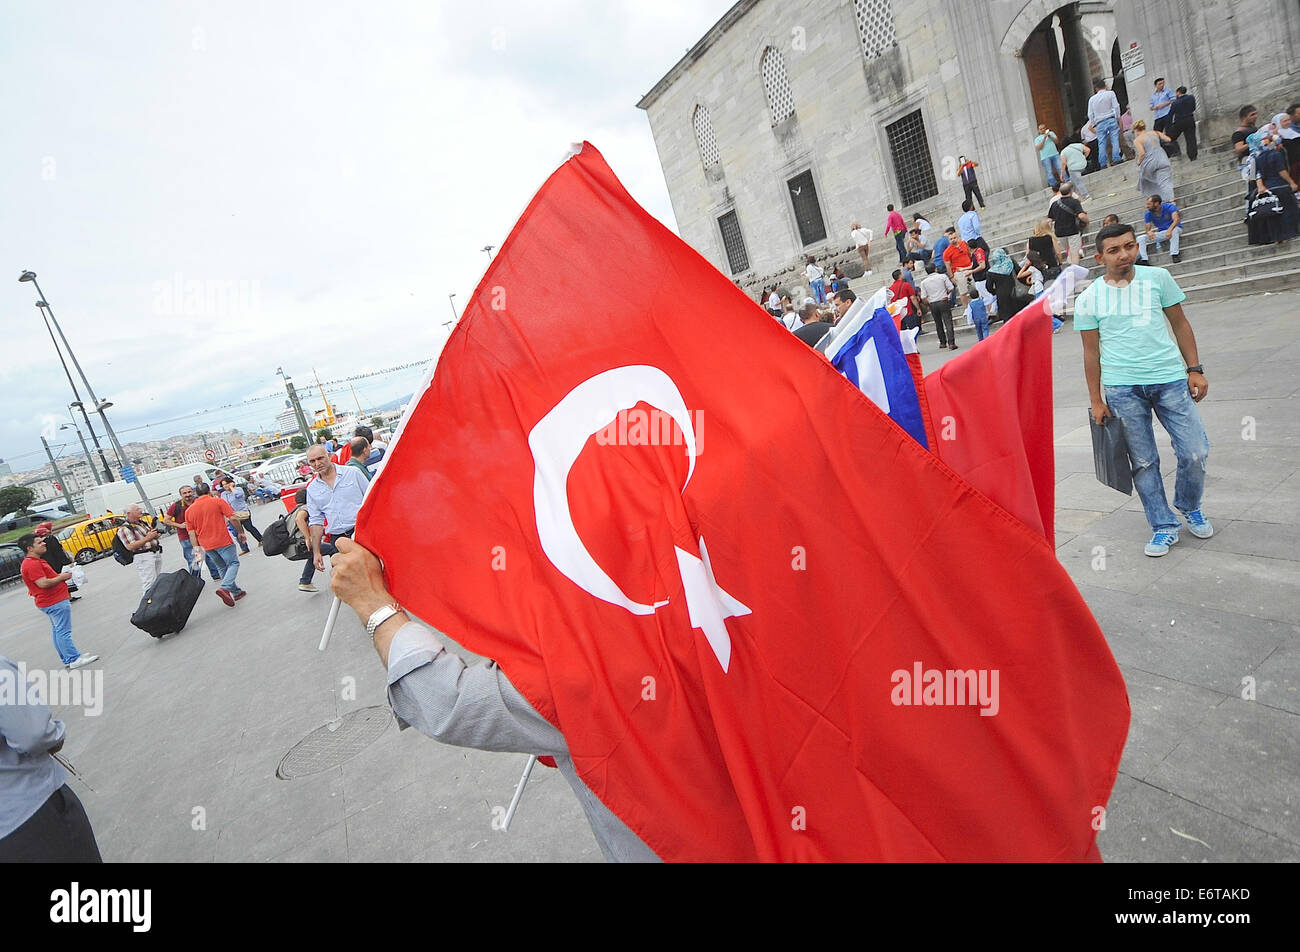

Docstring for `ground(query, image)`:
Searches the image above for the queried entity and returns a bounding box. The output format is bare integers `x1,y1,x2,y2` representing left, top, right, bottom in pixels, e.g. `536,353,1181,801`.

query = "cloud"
1,1,735,472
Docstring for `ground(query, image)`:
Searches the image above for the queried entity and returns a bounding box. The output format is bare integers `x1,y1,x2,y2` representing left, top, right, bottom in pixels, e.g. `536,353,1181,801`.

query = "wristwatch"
366,603,403,640
1186,364,1204,374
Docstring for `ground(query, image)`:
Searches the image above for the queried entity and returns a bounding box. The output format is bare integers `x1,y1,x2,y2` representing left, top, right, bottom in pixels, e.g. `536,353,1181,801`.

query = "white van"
80,462,223,517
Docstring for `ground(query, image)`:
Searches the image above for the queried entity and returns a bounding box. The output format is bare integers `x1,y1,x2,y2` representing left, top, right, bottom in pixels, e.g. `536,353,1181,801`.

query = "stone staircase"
977,157,1300,306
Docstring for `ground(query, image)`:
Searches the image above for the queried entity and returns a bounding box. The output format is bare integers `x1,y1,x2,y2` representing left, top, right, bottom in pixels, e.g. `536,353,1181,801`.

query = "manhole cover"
276,706,392,779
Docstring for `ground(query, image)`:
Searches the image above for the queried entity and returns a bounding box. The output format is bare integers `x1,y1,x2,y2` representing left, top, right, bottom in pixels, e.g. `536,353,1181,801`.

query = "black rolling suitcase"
131,570,205,637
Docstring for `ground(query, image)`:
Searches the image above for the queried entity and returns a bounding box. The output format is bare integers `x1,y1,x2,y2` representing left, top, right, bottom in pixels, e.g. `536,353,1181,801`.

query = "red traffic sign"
204,448,217,462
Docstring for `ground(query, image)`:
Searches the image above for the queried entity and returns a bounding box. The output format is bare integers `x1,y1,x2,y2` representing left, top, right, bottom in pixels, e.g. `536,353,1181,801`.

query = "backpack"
261,514,292,556
284,505,311,561
262,505,310,560
111,531,135,566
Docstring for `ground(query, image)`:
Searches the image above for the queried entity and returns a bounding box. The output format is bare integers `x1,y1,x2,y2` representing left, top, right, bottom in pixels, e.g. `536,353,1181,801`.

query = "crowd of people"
1235,103,1300,246
754,74,1300,351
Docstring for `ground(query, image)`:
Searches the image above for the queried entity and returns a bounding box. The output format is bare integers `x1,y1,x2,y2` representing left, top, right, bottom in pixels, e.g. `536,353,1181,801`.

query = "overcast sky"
1,0,733,476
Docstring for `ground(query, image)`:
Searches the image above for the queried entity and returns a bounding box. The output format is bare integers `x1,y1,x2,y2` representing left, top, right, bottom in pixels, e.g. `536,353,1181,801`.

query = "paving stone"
1116,667,1225,783
1100,773,1300,862
1145,549,1300,625
1252,642,1300,716
1081,584,1294,697
1143,698,1300,846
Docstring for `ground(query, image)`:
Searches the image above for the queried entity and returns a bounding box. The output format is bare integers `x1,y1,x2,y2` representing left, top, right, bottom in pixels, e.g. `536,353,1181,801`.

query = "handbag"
1248,191,1284,220
233,509,252,521
1090,414,1133,495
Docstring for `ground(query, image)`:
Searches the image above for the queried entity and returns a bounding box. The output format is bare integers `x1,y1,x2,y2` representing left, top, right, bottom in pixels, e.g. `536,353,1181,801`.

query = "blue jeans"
1040,154,1062,186
1065,166,1091,198
301,540,339,584
41,600,79,665
1104,381,1210,532
207,543,244,595
893,231,907,262
179,538,201,578
810,278,826,304
1095,117,1123,167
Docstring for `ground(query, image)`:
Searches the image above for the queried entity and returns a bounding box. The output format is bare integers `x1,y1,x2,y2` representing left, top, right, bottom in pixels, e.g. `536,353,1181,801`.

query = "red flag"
924,298,1057,545
358,144,1127,861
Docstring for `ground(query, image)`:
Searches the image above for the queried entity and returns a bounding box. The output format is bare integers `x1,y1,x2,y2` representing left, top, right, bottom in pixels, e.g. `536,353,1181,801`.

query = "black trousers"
1167,118,1198,160
1153,114,1171,136
962,181,985,208
930,302,955,346
0,784,102,862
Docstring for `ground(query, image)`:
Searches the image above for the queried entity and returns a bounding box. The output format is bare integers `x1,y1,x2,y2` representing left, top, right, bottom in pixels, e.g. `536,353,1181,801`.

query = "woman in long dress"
1133,120,1176,202
1252,132,1300,244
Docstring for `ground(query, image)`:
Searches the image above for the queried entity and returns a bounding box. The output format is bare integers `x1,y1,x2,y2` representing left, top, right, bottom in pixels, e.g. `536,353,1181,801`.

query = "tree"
315,427,335,443
0,485,36,516
370,416,384,427
260,451,272,460
289,435,308,451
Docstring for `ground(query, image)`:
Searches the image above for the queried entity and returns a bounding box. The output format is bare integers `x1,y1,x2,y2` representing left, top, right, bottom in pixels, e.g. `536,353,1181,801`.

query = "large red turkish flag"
357,144,1128,861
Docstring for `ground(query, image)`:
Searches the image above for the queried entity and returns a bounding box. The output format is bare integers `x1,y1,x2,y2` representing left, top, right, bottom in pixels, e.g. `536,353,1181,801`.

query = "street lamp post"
482,244,495,261
20,271,156,517
37,300,115,483
276,367,314,445
40,436,78,514
59,422,102,486
447,292,457,323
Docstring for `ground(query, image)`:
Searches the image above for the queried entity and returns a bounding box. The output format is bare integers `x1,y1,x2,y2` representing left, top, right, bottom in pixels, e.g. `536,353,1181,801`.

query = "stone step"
982,165,1237,225
1182,262,1300,304
1069,247,1300,301
991,199,1250,258
1087,234,1294,275
984,180,1249,243
1092,241,1294,278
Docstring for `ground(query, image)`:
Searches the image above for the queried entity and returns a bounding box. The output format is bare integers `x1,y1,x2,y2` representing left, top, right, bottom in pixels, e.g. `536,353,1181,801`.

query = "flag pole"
318,595,342,652
502,755,537,831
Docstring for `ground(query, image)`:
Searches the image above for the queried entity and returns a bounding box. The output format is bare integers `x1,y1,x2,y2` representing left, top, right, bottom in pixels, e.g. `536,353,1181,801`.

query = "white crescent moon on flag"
528,365,696,614
528,365,750,671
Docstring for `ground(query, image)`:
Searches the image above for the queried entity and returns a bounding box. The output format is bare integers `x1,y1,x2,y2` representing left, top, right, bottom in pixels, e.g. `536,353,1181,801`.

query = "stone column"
944,0,1041,198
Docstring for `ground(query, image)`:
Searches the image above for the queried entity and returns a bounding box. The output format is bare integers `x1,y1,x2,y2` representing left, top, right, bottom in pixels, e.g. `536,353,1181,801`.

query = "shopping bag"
1090,413,1133,495
69,565,88,589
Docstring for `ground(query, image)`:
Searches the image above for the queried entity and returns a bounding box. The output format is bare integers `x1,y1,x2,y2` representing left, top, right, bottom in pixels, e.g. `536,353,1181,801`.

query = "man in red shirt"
185,490,248,607
887,269,921,330
18,534,98,669
941,227,976,309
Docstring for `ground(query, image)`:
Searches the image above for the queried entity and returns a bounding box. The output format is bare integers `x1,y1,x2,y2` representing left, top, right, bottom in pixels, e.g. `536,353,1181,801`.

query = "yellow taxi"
56,512,161,565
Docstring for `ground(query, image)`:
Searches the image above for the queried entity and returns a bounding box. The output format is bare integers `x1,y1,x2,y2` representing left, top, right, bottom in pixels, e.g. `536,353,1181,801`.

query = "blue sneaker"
1144,530,1180,557
1182,509,1214,539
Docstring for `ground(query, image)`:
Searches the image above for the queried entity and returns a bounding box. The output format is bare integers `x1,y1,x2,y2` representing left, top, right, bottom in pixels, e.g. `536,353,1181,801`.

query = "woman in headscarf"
1272,112,1300,185
985,247,1020,326
1133,119,1176,202
1250,130,1299,245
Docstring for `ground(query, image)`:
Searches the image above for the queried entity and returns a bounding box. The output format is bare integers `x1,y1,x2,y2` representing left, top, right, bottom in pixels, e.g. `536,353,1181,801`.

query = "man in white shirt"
917,265,957,350
1087,77,1124,168
850,222,873,275
305,443,370,572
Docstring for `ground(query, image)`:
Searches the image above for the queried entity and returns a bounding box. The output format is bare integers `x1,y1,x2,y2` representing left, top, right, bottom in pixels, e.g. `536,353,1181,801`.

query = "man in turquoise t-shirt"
1074,223,1213,557
1034,124,1062,187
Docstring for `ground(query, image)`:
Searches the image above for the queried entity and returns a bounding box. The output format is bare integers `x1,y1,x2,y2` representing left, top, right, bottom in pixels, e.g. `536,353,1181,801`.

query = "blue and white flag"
826,306,928,448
